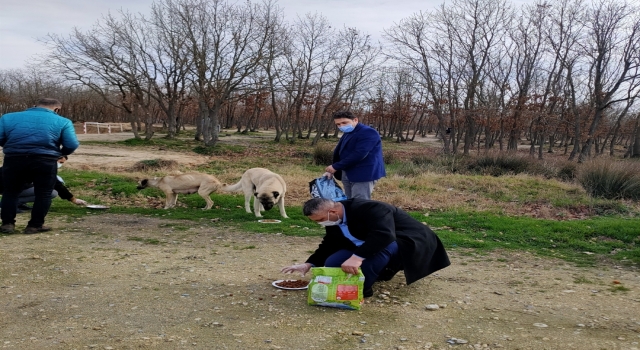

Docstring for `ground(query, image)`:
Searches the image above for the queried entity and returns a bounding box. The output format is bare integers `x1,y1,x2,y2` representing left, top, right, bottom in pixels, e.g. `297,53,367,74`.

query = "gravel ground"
1,213,639,350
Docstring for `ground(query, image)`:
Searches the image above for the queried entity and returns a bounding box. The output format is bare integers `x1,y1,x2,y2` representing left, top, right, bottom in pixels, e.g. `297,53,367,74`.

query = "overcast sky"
0,0,533,70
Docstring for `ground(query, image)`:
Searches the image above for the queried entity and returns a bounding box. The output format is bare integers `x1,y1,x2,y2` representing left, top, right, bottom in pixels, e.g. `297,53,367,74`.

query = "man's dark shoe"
363,287,374,298
0,224,15,234
18,204,32,210
24,226,52,234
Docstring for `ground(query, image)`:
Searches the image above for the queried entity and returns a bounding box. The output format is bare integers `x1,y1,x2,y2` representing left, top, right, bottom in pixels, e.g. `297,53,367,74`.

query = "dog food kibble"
276,280,309,288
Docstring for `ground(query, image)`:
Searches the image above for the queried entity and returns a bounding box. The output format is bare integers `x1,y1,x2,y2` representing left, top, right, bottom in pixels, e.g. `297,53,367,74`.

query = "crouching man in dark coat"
281,198,450,297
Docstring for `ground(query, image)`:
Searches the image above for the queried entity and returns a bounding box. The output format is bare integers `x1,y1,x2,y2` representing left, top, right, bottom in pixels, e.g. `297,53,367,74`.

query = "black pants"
1,155,58,227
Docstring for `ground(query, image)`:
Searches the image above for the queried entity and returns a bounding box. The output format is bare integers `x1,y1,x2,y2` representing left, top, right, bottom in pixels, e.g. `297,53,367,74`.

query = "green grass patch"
573,276,593,284
127,236,163,245
417,211,640,266
610,285,631,292
233,245,256,250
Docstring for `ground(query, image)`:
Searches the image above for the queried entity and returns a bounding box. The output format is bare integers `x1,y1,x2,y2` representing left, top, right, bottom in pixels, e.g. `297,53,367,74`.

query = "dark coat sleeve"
54,180,74,201
305,227,355,267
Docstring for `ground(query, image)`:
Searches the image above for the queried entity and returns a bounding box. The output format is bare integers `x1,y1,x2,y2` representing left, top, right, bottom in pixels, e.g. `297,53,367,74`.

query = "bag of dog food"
309,176,347,202
307,267,365,310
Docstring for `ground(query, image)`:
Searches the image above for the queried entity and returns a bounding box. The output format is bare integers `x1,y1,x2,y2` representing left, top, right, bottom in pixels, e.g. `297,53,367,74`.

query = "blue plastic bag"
309,176,347,201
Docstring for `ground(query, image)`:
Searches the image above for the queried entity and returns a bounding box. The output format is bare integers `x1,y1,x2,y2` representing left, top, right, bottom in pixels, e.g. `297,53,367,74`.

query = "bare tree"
575,0,640,162
309,27,380,145
44,13,159,139
384,11,456,153
506,1,549,158
177,0,282,147
440,0,513,155
144,0,193,138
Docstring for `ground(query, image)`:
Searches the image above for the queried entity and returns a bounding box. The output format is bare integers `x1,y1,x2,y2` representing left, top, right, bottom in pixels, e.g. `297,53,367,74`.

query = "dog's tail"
222,181,243,192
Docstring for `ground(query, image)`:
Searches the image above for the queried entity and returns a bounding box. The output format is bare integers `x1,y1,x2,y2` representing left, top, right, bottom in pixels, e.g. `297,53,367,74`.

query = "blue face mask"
338,124,355,133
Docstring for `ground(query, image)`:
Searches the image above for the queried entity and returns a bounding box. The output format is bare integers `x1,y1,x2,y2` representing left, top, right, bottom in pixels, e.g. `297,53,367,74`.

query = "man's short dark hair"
332,110,356,120
37,98,62,108
303,198,336,216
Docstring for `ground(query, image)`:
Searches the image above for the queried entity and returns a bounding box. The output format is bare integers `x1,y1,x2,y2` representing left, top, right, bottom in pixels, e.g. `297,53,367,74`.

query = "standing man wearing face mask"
324,110,385,199
281,198,450,297
0,98,79,234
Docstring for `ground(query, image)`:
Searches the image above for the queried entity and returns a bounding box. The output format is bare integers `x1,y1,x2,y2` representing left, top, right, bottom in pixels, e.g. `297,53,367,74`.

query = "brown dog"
137,173,223,209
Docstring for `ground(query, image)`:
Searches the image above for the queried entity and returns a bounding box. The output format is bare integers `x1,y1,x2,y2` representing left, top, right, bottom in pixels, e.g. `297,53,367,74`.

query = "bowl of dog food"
272,279,309,290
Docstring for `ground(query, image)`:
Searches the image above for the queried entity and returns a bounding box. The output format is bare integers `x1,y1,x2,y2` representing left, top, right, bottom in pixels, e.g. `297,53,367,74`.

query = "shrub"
383,151,397,165
312,144,334,165
577,160,640,200
411,154,434,166
131,159,178,172
589,200,630,216
557,162,578,182
434,154,472,174
468,153,530,176
394,161,423,177
193,144,245,156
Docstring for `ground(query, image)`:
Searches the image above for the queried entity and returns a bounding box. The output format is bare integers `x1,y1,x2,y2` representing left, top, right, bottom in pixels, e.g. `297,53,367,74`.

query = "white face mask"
318,212,342,227
57,163,63,169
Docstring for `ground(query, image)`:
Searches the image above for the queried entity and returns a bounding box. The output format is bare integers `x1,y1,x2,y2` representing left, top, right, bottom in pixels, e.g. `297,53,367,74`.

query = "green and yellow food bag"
307,267,365,310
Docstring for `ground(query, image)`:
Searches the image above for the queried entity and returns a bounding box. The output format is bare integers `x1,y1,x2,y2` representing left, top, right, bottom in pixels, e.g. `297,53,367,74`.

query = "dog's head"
137,178,151,190
255,191,280,210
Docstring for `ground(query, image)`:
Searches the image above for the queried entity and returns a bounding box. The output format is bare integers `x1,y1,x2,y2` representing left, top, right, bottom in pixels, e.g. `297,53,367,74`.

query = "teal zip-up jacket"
0,107,79,157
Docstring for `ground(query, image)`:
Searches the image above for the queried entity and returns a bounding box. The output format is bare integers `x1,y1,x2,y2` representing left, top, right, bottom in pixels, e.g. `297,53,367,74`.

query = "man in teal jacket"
324,110,386,199
0,98,79,234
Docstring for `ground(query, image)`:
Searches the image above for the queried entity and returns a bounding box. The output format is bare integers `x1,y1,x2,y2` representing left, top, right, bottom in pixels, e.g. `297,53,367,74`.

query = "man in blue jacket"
0,98,79,234
324,111,385,199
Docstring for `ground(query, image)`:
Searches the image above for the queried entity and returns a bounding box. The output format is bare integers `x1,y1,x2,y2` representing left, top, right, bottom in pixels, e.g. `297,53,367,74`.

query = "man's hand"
73,198,87,206
324,165,336,174
341,255,364,275
281,263,312,277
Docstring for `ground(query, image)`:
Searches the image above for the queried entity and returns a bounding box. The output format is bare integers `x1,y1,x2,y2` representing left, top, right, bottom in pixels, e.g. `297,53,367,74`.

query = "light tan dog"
223,168,288,218
137,173,223,209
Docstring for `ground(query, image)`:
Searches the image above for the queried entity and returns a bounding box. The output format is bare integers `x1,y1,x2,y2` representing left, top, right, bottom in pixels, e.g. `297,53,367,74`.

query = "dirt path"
1,213,639,350
70,133,210,171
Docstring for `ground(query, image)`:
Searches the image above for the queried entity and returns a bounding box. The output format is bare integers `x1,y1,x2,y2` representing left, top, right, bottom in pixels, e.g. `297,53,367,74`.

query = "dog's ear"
137,179,148,190
272,191,280,199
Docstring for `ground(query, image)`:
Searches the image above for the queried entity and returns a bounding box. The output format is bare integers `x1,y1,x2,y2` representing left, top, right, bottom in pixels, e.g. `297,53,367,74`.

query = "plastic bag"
307,267,365,310
309,176,347,201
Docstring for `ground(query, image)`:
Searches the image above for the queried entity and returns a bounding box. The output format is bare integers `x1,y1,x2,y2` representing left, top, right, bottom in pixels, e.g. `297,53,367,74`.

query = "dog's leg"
278,197,289,218
165,193,176,209
252,196,262,217
243,191,253,214
199,189,214,210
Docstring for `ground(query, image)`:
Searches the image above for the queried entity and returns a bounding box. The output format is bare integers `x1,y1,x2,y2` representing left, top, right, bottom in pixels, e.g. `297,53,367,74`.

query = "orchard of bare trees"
1,0,639,160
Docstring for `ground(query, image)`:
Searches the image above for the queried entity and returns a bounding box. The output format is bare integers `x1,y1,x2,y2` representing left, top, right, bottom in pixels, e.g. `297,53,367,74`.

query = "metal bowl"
85,204,110,210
